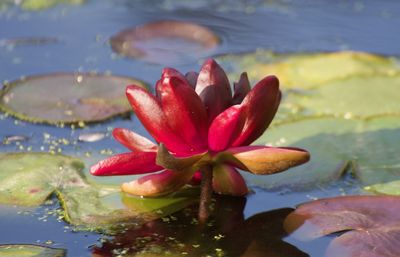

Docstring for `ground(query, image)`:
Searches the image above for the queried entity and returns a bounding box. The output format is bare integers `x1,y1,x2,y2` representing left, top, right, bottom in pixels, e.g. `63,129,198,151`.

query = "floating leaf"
20,0,84,10
246,116,400,190
0,152,85,206
0,244,65,257
0,153,196,231
220,51,399,89
284,195,400,257
365,180,400,195
281,74,400,120
0,73,147,124
110,21,220,64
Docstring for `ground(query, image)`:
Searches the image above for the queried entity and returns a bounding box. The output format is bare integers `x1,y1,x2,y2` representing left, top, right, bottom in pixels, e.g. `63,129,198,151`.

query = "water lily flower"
91,59,309,200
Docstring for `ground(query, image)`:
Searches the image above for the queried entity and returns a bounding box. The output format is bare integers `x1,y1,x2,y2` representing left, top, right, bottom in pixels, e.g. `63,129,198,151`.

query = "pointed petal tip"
228,146,310,175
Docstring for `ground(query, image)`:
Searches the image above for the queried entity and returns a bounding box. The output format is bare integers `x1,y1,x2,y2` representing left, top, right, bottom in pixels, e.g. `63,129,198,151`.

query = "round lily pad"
0,73,147,124
0,244,65,257
219,51,399,89
110,21,220,64
280,73,400,120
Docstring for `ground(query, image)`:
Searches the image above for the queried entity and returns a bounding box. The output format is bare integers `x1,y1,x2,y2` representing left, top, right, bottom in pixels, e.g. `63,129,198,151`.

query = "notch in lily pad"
110,21,220,64
0,73,147,125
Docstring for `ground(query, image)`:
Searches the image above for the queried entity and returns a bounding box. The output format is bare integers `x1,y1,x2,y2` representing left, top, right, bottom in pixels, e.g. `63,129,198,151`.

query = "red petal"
159,76,208,152
113,128,158,152
212,164,248,196
232,72,251,105
232,76,281,146
195,59,232,122
227,145,310,175
126,85,190,154
90,152,162,176
208,105,246,151
121,169,195,197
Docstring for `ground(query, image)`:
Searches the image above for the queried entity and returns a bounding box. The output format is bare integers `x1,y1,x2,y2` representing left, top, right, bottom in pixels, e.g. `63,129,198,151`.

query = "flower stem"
198,165,213,224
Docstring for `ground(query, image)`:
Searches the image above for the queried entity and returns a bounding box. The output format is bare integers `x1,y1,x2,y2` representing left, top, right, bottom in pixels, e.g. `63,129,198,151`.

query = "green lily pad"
365,180,400,195
0,73,147,125
220,51,399,89
0,244,65,257
280,74,400,121
245,116,400,190
0,153,196,231
0,152,85,206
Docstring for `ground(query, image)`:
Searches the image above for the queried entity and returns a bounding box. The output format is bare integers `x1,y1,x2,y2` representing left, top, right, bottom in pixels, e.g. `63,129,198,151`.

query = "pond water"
1,1,400,256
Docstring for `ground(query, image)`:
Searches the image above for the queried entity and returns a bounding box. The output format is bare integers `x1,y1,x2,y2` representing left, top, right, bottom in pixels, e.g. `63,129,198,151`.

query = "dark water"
1,0,400,256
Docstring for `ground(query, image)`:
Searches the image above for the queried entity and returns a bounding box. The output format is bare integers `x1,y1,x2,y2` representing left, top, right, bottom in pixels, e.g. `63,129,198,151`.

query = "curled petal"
232,72,251,105
208,105,245,151
156,144,209,171
159,76,208,151
226,146,310,175
185,71,198,88
121,169,196,197
113,128,157,152
90,152,162,176
212,164,248,196
232,76,281,147
126,85,190,154
195,59,232,122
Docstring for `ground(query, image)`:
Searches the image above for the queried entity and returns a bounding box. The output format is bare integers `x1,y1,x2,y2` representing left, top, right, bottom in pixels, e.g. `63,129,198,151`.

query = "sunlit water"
1,0,400,256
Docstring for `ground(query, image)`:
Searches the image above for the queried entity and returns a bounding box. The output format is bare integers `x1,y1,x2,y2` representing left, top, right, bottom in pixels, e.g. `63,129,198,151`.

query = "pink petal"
121,169,196,197
212,164,248,196
126,85,191,154
159,75,208,152
185,71,198,88
226,145,310,175
113,128,158,152
232,76,281,147
195,59,232,122
208,105,246,151
90,152,162,176
232,72,251,105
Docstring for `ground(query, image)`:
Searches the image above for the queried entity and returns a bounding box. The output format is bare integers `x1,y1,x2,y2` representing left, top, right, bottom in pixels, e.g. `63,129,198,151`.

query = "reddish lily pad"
248,116,400,190
284,195,400,257
110,21,220,64
0,73,147,124
0,244,65,257
0,153,196,231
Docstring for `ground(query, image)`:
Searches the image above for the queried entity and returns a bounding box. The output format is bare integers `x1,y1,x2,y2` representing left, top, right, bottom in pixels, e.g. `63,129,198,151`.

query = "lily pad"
284,195,400,257
0,244,65,257
22,0,83,10
365,180,400,195
220,51,399,89
0,73,147,124
0,153,196,231
110,21,220,64
246,116,400,190
0,152,85,207
280,74,400,120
